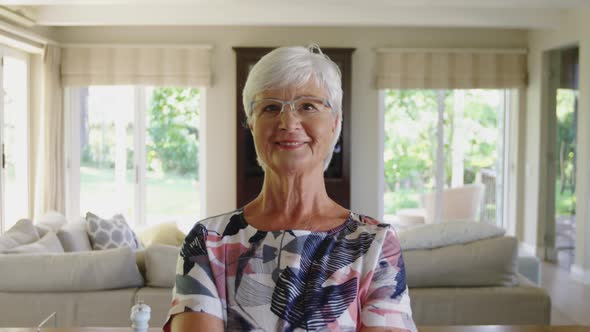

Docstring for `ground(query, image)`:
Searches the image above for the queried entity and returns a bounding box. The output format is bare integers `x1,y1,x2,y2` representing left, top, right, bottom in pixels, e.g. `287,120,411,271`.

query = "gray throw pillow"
145,244,180,288
57,220,93,252
85,212,141,250
5,231,65,254
0,219,40,252
397,221,506,250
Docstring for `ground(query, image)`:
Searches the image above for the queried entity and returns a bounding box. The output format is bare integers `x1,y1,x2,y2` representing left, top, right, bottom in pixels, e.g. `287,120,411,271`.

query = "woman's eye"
299,103,319,112
263,104,281,113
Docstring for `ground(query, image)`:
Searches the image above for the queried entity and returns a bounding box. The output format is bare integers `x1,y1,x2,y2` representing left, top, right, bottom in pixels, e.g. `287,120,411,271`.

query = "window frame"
379,88,514,229
0,46,30,233
65,85,205,229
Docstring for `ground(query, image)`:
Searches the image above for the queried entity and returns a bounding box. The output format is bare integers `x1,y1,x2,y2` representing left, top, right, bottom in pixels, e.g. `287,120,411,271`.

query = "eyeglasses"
250,96,332,119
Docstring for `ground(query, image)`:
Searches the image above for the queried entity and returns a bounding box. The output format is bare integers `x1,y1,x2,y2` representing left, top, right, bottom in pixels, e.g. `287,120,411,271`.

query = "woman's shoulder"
187,209,245,234
349,212,392,231
347,212,401,241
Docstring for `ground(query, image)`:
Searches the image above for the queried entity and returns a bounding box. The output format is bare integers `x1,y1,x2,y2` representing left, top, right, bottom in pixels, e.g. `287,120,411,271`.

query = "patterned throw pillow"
85,212,142,250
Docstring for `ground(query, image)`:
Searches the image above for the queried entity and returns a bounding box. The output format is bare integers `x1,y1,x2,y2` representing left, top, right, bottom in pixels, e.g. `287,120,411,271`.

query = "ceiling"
1,0,590,29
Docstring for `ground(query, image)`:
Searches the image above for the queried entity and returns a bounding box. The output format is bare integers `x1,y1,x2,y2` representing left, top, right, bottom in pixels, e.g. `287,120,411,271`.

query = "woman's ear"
242,117,253,131
332,113,339,133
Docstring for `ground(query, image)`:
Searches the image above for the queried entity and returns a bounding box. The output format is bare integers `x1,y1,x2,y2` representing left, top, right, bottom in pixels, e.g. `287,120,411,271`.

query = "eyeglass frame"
249,96,334,118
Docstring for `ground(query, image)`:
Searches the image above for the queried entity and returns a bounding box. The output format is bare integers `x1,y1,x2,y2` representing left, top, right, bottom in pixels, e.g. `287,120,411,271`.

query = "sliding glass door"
0,47,29,233
383,90,438,218
383,89,509,227
66,86,202,232
78,86,136,222
143,87,200,232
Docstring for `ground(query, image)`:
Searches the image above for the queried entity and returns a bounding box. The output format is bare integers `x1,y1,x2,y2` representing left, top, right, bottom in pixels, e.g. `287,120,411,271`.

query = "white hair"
242,45,343,171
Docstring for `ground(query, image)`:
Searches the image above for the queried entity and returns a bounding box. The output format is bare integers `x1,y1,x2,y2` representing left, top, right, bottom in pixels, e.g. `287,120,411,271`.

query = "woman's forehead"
258,81,327,99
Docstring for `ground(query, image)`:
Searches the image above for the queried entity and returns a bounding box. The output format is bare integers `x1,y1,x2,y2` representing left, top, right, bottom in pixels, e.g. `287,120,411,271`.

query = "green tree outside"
147,87,200,179
383,89,503,217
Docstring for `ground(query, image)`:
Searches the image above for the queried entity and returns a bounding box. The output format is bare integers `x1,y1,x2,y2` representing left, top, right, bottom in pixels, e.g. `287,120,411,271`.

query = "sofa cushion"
145,244,180,288
136,248,147,279
86,212,141,250
57,220,92,252
0,289,139,328
139,222,185,247
0,219,39,252
5,231,64,254
0,247,144,291
404,236,518,287
397,221,505,250
409,275,550,325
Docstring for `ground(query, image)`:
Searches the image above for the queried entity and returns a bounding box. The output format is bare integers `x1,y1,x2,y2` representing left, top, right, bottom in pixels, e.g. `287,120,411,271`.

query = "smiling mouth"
275,141,309,149
276,141,306,146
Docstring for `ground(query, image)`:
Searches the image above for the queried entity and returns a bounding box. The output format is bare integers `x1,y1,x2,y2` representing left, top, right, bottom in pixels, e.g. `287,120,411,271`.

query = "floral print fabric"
164,209,416,331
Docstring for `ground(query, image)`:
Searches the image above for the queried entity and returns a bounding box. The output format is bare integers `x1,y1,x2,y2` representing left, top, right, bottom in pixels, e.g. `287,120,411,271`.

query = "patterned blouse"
163,209,416,332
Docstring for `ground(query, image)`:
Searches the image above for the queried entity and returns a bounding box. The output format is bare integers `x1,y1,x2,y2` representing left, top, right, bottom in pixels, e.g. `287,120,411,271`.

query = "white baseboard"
571,264,590,285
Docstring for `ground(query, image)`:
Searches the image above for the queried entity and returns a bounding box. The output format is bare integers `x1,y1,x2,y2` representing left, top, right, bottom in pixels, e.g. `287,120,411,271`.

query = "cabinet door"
234,47,354,208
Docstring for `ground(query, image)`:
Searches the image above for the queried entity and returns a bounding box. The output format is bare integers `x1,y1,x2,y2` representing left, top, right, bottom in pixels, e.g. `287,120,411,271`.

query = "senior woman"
164,45,416,332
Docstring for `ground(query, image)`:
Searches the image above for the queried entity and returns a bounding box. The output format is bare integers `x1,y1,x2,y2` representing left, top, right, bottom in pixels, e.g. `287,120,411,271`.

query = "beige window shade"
61,45,212,87
376,49,527,89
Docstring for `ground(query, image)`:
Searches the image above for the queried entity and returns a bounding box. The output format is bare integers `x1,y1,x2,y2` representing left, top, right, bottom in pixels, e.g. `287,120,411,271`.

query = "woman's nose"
278,106,302,130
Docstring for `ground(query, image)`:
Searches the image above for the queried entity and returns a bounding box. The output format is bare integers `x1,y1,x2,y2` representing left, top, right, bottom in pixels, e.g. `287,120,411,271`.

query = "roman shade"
376,48,527,89
61,45,212,87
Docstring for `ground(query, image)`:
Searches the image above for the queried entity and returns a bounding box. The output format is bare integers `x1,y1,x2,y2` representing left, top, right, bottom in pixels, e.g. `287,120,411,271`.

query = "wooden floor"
541,261,590,325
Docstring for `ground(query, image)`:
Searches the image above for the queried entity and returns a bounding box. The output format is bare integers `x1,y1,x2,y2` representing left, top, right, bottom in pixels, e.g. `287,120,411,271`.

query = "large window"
0,47,29,233
383,89,510,227
66,86,202,233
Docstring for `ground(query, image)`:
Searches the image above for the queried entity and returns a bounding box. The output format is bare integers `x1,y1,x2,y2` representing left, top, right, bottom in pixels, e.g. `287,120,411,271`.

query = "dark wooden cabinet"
234,47,354,208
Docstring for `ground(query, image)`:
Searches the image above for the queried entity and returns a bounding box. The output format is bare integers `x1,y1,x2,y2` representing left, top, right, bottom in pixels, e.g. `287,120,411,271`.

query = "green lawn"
80,165,200,223
80,165,576,226
384,189,421,215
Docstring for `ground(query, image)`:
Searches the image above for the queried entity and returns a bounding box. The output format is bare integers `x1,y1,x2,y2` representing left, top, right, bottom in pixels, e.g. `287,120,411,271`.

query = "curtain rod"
376,47,527,54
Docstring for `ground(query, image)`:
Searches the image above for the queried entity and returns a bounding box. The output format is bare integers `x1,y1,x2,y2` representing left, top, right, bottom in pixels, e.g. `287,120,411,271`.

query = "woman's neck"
244,167,347,230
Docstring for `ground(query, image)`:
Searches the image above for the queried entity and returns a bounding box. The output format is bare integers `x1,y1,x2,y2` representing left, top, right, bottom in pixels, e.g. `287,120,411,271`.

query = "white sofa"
0,221,551,327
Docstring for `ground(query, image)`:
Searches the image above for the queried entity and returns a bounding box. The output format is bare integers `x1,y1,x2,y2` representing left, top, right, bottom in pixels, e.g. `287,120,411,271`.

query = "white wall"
55,26,527,220
527,9,590,283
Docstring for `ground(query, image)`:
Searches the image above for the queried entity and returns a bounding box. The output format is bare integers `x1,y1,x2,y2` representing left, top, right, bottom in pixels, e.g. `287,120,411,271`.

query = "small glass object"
130,300,151,332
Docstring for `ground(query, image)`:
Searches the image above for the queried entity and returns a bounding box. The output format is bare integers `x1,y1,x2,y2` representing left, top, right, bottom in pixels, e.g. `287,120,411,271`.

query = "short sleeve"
360,228,417,332
163,223,225,331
